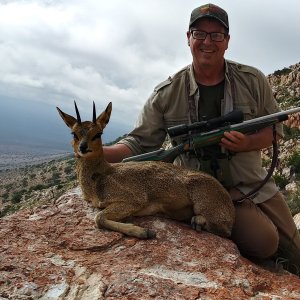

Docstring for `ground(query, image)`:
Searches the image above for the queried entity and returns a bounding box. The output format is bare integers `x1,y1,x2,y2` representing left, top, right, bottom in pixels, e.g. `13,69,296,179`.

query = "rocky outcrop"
267,62,300,106
1,188,300,299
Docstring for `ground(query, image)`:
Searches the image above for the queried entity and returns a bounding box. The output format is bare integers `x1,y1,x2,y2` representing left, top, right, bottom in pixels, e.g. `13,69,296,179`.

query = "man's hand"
220,131,251,152
220,127,275,152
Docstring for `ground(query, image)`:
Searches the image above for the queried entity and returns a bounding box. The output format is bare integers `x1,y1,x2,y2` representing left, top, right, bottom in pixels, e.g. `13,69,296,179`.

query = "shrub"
4,183,13,191
1,192,9,202
273,173,289,189
0,205,15,218
287,191,300,216
30,184,47,191
22,178,28,187
64,166,73,174
11,189,26,204
262,157,271,168
273,67,292,76
287,150,300,173
283,125,300,140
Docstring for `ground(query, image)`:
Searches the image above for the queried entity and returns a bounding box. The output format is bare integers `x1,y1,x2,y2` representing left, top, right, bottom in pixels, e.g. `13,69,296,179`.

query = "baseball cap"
189,3,229,30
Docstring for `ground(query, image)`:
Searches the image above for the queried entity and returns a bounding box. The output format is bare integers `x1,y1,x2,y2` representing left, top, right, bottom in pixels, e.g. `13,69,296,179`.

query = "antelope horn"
93,101,96,123
74,101,82,124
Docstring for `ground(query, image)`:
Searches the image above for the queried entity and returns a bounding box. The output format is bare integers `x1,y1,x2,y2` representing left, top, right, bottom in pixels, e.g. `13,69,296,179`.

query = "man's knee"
249,231,279,259
231,199,279,259
232,225,279,259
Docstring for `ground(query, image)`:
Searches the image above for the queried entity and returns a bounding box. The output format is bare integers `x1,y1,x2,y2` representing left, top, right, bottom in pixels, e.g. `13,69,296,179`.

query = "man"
104,3,300,274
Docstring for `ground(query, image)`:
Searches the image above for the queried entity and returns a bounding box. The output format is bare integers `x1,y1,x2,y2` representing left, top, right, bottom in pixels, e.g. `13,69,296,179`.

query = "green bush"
4,183,13,191
22,178,28,187
11,189,26,204
0,205,15,218
262,157,271,168
30,184,47,191
283,125,300,140
273,173,289,189
273,67,292,76
64,166,73,174
1,192,10,202
287,191,300,216
287,150,300,173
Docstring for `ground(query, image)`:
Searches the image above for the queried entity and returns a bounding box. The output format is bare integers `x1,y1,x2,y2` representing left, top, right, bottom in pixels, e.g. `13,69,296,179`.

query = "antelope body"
57,102,235,239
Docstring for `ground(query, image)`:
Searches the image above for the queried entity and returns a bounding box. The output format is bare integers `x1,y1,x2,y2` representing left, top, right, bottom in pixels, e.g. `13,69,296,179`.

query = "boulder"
1,187,300,299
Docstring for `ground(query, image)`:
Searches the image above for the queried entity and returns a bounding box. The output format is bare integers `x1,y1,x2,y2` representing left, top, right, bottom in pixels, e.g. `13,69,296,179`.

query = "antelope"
56,102,235,239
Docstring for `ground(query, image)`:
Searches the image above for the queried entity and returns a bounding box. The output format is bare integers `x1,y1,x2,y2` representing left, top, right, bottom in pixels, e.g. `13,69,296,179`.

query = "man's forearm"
103,144,133,163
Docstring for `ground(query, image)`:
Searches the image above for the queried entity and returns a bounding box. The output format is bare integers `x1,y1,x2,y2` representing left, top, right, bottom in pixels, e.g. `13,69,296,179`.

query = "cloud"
0,0,299,137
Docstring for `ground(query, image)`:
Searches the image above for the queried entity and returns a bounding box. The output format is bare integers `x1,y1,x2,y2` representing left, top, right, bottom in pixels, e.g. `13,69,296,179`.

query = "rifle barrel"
233,107,300,128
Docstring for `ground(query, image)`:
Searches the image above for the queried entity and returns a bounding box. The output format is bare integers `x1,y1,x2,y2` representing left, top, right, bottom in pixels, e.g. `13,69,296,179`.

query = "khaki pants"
229,190,300,274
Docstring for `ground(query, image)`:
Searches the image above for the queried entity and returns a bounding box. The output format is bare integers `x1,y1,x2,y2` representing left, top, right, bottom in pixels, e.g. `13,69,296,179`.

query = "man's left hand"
220,127,275,152
220,131,251,152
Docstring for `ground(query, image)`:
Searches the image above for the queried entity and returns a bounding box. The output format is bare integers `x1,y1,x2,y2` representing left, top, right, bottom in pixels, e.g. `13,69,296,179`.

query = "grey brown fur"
57,102,235,239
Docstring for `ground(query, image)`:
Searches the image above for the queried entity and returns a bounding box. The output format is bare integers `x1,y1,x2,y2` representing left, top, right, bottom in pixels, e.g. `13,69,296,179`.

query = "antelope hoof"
139,229,156,239
191,216,207,232
147,229,156,239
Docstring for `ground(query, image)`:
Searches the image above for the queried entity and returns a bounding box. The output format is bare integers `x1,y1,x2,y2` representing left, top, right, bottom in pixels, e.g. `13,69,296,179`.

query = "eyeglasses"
190,30,227,42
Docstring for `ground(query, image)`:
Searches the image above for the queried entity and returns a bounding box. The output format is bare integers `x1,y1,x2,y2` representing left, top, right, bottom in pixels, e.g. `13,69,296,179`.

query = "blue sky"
0,0,299,147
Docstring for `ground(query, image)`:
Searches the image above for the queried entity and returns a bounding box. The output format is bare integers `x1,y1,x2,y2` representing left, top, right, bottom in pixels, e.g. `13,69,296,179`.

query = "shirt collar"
188,60,230,95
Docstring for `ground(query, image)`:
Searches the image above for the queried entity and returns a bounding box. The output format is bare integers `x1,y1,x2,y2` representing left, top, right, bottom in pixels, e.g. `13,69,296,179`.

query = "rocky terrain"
1,188,300,300
0,156,77,217
265,62,300,215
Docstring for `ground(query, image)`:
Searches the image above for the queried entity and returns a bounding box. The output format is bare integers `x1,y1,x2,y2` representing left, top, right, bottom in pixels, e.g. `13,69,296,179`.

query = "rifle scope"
167,110,244,137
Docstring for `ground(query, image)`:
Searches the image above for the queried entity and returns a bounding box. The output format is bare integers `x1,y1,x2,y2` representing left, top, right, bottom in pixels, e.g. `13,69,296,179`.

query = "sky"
0,0,300,148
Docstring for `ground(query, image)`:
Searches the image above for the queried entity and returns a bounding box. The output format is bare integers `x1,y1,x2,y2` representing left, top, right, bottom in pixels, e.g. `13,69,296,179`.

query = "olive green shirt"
119,60,283,203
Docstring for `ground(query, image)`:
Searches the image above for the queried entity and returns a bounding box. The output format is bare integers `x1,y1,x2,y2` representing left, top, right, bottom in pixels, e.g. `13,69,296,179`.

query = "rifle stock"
122,143,189,163
122,107,300,163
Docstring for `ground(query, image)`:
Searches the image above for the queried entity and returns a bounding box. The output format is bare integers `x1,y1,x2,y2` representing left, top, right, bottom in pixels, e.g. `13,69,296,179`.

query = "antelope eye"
71,132,79,140
92,132,102,141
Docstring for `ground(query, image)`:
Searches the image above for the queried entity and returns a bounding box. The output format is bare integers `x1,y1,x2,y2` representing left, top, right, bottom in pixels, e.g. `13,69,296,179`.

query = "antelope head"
56,101,112,158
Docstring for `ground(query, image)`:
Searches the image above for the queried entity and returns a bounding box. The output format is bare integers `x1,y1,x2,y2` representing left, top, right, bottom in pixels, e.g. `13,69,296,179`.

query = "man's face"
187,18,230,68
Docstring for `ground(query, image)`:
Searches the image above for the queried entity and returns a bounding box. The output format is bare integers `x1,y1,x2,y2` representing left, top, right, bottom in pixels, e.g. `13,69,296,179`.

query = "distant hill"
0,97,131,154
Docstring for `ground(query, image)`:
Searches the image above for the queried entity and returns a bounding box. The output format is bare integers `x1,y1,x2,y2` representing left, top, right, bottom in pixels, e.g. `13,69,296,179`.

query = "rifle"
122,107,300,163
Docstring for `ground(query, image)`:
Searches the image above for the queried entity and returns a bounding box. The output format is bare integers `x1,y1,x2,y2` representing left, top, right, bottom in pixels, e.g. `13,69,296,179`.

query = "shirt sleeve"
257,69,284,137
117,91,167,155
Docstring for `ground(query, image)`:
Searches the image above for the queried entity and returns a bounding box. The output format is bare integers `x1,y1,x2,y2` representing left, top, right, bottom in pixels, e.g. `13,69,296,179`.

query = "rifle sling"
234,125,278,203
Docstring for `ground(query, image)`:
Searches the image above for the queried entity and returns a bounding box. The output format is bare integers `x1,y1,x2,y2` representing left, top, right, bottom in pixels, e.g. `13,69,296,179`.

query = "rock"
286,181,298,193
1,187,300,299
294,213,300,231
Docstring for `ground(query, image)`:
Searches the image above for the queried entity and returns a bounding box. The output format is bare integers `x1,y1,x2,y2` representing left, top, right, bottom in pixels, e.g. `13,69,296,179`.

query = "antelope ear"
56,107,77,129
96,102,112,129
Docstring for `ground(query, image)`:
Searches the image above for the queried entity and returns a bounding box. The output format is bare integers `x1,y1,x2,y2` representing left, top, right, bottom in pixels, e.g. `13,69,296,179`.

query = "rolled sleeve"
257,70,284,137
118,93,167,155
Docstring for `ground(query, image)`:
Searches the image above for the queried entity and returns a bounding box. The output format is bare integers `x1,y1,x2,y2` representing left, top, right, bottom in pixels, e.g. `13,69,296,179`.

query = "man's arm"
220,126,277,152
103,144,133,163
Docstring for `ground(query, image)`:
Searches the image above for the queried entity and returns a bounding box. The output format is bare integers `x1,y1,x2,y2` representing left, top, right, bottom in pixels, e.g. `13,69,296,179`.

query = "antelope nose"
79,142,88,153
